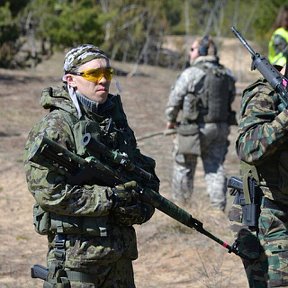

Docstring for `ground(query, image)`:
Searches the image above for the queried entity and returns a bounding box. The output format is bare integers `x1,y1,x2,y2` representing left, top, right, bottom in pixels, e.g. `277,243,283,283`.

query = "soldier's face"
190,42,199,61
67,58,111,104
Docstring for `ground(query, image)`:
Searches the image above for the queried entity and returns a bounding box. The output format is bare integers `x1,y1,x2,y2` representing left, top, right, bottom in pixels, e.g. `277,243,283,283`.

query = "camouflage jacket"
23,85,159,261
165,55,235,124
236,78,288,204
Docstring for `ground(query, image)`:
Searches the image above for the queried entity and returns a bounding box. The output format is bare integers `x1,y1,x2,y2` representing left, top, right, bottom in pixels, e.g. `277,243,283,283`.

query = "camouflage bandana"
63,44,109,73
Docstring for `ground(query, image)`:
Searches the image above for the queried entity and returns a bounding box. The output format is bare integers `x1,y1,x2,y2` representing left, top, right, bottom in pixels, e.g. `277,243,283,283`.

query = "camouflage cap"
63,44,109,73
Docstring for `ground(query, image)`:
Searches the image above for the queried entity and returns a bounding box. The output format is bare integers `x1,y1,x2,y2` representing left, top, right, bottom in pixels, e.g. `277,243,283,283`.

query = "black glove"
106,181,155,226
106,181,138,208
112,202,155,226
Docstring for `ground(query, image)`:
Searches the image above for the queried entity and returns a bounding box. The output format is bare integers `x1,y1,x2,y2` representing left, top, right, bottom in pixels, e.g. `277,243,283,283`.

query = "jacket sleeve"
236,81,288,164
23,111,113,217
165,67,205,122
165,73,187,122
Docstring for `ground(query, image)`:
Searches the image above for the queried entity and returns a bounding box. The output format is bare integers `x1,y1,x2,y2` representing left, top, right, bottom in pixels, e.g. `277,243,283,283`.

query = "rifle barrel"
231,26,256,56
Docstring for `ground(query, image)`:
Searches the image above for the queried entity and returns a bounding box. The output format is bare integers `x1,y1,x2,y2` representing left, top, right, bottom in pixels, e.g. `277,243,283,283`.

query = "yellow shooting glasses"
71,67,114,83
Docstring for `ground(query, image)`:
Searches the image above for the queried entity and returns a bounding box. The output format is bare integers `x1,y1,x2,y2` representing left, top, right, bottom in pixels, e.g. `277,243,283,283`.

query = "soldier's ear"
65,74,77,88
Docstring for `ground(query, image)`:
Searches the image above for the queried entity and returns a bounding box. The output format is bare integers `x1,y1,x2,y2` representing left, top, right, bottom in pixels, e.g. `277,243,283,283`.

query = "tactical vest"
182,63,232,123
32,89,157,236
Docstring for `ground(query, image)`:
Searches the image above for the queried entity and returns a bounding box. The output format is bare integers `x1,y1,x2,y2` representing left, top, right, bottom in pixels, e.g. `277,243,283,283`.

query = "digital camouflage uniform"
23,70,159,286
231,78,288,287
165,55,236,210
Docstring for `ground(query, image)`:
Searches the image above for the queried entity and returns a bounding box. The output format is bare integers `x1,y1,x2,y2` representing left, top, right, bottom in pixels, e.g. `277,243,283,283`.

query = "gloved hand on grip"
106,181,155,226
106,181,138,208
112,202,155,226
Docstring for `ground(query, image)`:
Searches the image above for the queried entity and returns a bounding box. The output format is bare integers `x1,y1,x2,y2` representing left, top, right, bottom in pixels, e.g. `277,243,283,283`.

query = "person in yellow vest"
268,5,288,67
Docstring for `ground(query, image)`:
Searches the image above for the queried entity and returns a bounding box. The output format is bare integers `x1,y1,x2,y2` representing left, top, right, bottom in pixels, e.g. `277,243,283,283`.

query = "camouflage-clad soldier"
233,65,288,287
23,45,159,288
165,36,236,211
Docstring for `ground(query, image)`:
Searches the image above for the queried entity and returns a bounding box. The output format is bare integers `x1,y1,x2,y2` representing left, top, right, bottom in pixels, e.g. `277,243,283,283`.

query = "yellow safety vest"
268,27,288,66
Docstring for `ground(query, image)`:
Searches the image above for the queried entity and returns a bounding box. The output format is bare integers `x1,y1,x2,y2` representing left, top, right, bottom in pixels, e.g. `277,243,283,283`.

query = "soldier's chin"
96,92,108,104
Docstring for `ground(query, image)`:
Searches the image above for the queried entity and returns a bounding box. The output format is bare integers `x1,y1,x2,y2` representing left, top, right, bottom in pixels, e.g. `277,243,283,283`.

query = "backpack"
197,63,233,123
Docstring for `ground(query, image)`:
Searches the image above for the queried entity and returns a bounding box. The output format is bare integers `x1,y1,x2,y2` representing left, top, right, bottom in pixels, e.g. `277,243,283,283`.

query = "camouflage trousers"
229,204,288,287
44,233,136,288
44,256,135,288
171,123,229,210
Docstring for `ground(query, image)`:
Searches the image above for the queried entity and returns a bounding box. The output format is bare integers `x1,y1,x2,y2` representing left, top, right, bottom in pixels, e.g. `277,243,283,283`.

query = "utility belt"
178,118,227,134
177,122,199,135
33,203,110,237
50,213,109,237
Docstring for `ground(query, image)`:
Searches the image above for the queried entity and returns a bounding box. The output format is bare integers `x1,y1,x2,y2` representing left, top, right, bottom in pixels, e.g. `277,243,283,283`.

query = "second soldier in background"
165,35,236,211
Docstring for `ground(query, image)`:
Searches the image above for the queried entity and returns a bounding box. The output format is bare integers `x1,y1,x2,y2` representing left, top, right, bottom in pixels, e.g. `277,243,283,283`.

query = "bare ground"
0,39,260,288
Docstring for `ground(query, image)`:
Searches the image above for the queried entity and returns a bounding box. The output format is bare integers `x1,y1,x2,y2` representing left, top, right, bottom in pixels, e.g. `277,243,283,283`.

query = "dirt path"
0,46,255,287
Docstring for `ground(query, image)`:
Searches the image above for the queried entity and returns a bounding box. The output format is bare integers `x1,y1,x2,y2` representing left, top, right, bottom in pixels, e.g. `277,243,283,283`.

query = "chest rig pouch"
177,91,201,156
176,124,200,156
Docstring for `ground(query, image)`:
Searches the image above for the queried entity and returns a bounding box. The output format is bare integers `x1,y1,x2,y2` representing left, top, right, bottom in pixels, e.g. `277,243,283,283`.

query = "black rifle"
81,133,155,184
231,26,288,111
228,176,262,231
28,135,249,265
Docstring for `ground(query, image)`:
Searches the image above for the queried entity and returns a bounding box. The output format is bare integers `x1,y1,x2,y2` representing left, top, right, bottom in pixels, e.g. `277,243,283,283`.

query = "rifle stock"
28,135,248,258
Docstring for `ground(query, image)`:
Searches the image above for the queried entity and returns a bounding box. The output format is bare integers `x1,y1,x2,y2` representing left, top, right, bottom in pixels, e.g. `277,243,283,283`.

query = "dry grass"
0,38,259,287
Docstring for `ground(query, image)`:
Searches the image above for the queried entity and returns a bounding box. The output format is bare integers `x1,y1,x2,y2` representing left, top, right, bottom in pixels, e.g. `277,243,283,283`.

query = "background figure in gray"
165,36,236,211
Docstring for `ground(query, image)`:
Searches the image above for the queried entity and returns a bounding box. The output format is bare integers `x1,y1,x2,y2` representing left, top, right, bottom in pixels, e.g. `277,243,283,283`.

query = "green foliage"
161,0,183,34
0,1,23,67
0,2,12,26
23,0,104,48
99,0,169,63
0,0,287,68
253,0,286,44
4,0,30,16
